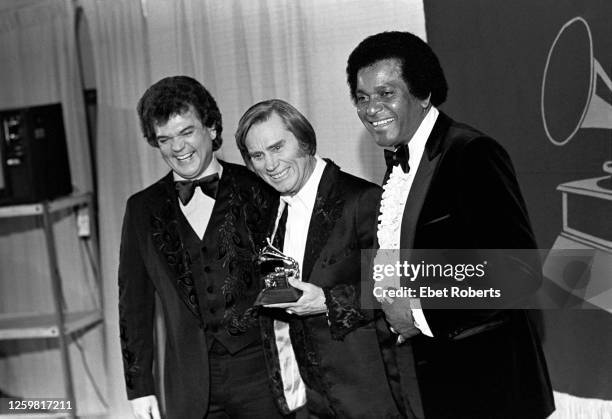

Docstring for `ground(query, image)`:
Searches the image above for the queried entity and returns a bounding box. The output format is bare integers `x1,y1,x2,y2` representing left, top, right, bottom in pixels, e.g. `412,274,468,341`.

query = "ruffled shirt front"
376,106,440,337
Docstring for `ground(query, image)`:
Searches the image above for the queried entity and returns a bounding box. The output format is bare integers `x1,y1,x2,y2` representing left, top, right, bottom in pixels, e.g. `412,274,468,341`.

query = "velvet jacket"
118,161,275,419
261,160,403,419
389,112,555,418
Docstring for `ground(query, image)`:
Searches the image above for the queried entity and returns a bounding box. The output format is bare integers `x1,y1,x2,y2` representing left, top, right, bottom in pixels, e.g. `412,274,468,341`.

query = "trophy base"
254,287,303,306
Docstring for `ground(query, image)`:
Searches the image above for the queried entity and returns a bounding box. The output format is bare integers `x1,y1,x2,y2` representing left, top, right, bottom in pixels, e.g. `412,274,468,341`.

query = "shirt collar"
281,155,326,212
406,106,439,167
172,155,223,181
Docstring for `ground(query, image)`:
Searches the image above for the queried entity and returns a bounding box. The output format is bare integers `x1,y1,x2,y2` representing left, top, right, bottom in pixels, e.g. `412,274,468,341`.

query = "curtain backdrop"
81,0,426,417
0,0,105,416
81,1,155,416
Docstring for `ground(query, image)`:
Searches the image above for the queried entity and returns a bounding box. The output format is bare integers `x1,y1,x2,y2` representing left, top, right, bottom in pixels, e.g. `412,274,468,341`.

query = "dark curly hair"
346,31,448,106
137,75,223,150
235,99,316,169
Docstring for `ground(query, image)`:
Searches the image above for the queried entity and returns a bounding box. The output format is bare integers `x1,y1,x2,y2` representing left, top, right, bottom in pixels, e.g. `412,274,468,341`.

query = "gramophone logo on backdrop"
541,16,612,313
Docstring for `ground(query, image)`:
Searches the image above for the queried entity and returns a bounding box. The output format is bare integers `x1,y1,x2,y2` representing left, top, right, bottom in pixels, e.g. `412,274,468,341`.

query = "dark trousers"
207,342,290,419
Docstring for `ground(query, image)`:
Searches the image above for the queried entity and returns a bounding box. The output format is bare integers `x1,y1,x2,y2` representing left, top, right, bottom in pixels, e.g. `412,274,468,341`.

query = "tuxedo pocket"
422,213,451,226
451,318,509,341
312,249,361,287
320,248,360,268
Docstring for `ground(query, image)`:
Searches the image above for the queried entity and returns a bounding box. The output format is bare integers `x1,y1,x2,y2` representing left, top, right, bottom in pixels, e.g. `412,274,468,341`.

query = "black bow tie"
384,144,410,173
175,173,219,205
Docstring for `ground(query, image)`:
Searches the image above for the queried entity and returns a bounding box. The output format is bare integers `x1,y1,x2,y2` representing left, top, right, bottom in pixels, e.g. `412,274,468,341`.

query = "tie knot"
384,144,410,173
175,173,219,205
280,195,294,207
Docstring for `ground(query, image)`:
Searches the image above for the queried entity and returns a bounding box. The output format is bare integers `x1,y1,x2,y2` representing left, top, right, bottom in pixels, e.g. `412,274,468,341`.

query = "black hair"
346,31,448,106
137,75,222,150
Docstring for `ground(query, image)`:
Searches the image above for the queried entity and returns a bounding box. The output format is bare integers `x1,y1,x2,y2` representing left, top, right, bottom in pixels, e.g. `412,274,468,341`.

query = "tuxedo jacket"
118,161,275,419
261,161,403,419
391,112,555,418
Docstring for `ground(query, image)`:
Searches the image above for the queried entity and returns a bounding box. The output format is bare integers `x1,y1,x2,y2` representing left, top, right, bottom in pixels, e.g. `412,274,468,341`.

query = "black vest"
176,164,275,354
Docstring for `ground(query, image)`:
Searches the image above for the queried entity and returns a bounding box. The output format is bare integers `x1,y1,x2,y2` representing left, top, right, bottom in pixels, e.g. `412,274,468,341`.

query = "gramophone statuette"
254,238,303,306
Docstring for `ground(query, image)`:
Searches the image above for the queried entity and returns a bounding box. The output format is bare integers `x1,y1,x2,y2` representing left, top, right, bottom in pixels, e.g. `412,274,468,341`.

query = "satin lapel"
374,178,385,249
373,163,390,248
399,112,451,249
301,161,345,282
200,163,232,242
148,172,202,324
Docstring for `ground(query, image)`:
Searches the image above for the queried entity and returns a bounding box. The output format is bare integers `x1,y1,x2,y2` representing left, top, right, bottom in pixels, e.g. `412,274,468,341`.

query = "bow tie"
175,173,219,205
384,144,410,173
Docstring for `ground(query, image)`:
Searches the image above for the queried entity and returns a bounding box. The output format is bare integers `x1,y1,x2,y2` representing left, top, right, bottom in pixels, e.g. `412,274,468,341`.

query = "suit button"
207,285,214,293
202,246,208,253
210,307,216,314
204,266,211,273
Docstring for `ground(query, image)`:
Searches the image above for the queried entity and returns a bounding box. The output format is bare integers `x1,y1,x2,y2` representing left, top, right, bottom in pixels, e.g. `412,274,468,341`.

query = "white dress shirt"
173,156,222,239
273,155,326,411
382,107,440,338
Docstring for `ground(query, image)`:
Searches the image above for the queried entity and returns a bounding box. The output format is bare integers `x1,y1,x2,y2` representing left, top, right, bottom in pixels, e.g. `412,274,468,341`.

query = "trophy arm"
259,251,299,267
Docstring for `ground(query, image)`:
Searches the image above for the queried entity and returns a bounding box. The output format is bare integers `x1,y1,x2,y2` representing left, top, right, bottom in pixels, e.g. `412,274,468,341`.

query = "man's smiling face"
155,106,215,179
355,58,428,148
244,112,315,196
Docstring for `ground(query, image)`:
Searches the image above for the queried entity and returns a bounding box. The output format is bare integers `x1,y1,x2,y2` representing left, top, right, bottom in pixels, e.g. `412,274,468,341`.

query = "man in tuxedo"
118,76,282,419
235,99,403,418
346,32,555,418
